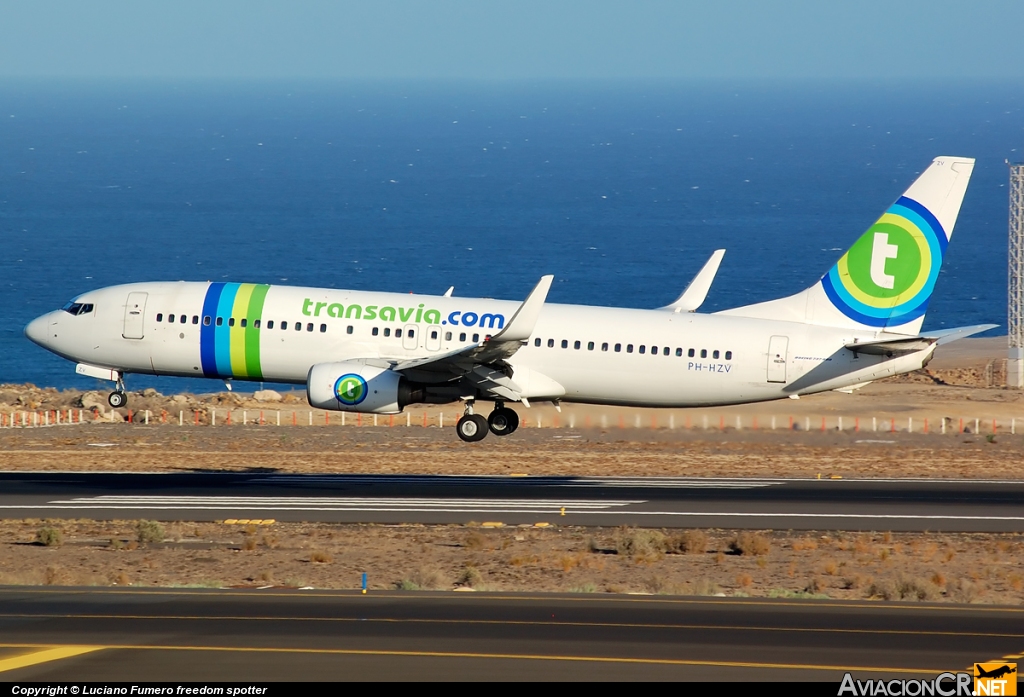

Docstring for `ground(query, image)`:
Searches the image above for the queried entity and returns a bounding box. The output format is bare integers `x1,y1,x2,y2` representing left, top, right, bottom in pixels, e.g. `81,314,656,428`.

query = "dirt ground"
3,519,1021,604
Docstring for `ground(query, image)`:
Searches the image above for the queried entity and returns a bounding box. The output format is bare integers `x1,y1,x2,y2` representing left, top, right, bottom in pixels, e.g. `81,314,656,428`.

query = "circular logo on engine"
334,373,367,406
821,196,946,327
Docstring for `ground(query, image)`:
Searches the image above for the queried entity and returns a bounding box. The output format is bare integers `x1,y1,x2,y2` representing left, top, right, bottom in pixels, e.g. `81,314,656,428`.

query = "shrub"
309,551,333,563
569,583,597,593
729,532,771,556
458,566,482,588
36,526,62,547
397,567,448,591
136,520,165,544
667,530,707,555
615,528,667,559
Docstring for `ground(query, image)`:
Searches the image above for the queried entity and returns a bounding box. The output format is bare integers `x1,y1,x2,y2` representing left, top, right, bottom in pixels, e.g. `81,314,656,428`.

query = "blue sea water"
1,80,1022,393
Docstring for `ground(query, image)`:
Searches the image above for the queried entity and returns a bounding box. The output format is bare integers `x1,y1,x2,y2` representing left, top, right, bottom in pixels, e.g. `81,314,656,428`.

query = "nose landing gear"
455,400,520,442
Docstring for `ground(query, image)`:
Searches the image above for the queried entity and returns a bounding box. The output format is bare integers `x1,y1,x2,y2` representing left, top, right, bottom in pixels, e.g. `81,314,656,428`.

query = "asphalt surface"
0,472,1023,531
0,588,1021,681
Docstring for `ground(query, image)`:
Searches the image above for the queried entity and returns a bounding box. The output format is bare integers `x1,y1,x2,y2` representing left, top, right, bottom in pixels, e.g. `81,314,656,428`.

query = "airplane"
25,155,996,442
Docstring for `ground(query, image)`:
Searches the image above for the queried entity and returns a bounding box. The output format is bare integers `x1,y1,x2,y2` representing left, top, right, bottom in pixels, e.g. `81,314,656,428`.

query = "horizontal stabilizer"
845,337,935,356
922,323,998,345
661,250,725,313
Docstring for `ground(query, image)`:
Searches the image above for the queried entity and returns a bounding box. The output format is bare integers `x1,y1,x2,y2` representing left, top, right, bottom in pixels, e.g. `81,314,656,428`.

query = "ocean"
1,80,1021,393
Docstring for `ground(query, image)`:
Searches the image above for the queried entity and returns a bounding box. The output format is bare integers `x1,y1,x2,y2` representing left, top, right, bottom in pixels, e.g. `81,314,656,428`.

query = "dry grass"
136,520,164,544
35,526,62,547
666,530,708,555
729,532,771,556
308,550,333,563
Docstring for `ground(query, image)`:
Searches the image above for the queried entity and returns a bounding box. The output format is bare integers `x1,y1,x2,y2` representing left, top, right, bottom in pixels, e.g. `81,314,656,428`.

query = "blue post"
362,572,367,594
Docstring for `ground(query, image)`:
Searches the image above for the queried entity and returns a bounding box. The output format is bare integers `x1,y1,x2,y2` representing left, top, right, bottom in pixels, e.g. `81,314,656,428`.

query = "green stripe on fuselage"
244,284,270,379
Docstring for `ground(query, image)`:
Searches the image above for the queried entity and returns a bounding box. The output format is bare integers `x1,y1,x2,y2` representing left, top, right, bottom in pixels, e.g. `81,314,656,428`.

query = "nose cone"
24,313,52,347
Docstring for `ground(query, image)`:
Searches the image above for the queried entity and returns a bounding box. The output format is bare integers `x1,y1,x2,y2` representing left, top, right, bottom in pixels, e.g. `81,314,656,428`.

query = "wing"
392,275,554,401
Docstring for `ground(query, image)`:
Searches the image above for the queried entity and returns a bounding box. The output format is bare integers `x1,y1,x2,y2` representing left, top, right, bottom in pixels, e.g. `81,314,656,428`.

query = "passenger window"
688,348,695,357
156,313,163,322
663,347,669,356
306,323,313,332
614,343,621,352
253,319,260,329
228,318,235,327
295,322,302,331
626,344,633,353
459,332,466,342
384,328,391,337
180,315,187,324
192,315,199,325
574,340,581,349
675,348,682,357
240,318,247,328
547,339,554,348
601,343,608,351
713,350,720,359
534,338,541,347
216,317,223,326
168,314,175,324
725,351,732,360
396,329,403,338
320,324,327,333
432,330,439,340
588,341,595,350
372,327,379,336
651,345,657,355
203,316,211,326
445,332,452,341
408,329,415,338
639,345,646,354
700,349,707,358
472,333,479,342
561,340,568,349
267,320,274,329
347,326,354,334
281,321,288,330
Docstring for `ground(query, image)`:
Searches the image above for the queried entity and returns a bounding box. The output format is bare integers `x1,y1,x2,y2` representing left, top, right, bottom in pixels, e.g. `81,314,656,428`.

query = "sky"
1,0,1023,81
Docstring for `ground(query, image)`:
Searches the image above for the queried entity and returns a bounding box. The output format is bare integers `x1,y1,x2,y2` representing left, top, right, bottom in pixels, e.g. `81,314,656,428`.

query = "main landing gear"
108,375,128,408
456,400,520,442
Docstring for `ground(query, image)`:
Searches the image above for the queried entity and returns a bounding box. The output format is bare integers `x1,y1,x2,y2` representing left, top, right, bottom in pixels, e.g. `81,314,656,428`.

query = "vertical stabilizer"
718,156,975,335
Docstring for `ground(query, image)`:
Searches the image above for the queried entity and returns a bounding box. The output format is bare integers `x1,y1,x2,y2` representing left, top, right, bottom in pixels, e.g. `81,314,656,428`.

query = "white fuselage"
26,281,933,408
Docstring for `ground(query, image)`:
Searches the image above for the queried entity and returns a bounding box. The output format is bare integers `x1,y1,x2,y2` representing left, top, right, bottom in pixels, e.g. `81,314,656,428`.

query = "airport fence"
1,407,1022,436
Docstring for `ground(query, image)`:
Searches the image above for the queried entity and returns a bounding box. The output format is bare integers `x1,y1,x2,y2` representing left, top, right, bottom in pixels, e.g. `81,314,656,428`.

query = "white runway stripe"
252,475,784,489
0,495,642,513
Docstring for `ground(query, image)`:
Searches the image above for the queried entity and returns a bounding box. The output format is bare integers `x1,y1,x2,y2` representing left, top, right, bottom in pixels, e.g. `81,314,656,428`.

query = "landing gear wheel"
456,414,489,442
108,391,127,408
488,408,519,436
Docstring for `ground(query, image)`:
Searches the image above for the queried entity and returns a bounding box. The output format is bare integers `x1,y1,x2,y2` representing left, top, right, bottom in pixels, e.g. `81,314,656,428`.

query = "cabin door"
403,324,419,351
766,335,789,383
123,292,148,340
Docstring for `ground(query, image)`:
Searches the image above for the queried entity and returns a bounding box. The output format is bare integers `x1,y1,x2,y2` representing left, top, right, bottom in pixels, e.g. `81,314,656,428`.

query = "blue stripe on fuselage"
200,283,225,378
214,283,239,377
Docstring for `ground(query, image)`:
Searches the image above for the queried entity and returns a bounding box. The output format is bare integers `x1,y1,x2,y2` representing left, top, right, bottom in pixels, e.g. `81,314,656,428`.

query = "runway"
1,472,1023,531
0,588,1021,681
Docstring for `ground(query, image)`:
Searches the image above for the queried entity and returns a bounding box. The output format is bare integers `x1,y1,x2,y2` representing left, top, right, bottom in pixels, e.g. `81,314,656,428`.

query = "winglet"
660,249,725,313
492,275,554,342
443,286,454,297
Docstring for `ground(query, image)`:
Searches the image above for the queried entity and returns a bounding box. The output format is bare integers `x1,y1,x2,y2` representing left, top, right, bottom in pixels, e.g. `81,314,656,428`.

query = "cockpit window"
61,302,92,316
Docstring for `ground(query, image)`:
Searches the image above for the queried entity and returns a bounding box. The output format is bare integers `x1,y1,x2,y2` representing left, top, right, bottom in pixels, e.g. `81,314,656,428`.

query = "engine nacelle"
307,361,408,414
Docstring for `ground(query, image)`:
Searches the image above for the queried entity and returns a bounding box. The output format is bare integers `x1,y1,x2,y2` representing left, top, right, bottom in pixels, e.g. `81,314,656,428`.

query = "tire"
108,391,127,408
488,408,520,436
456,414,489,442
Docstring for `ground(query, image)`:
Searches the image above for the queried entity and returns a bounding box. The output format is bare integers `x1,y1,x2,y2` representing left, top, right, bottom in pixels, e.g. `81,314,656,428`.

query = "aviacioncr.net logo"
334,374,368,406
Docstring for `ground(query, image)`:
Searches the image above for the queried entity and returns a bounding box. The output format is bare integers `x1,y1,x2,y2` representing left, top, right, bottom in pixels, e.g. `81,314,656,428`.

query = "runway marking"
3,496,1022,523
0,646,103,673
0,643,947,675
7,587,1024,614
0,613,1020,640
253,475,786,489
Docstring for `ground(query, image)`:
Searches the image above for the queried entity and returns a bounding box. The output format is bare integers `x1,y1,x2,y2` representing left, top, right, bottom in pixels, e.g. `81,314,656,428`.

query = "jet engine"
307,361,416,414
